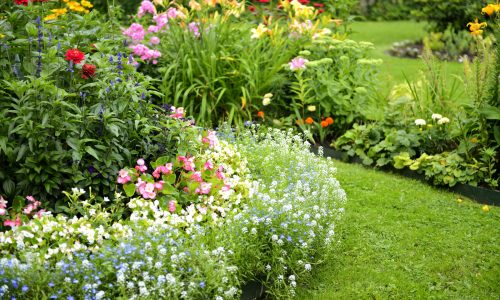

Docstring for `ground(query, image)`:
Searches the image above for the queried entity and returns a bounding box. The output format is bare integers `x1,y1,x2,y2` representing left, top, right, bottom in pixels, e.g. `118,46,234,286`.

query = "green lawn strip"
349,21,465,88
297,160,500,299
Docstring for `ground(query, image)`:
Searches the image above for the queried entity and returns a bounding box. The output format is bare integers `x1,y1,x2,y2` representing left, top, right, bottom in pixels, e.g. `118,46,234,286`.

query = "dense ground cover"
297,160,500,299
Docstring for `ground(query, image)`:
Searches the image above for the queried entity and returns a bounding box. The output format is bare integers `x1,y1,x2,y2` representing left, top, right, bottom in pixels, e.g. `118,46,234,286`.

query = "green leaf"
2,179,15,195
478,105,500,120
16,144,27,162
85,146,100,161
123,183,136,197
25,23,37,36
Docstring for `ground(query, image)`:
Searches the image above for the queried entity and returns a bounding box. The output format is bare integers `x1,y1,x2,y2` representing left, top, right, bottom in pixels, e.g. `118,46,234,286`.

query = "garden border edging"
311,145,500,206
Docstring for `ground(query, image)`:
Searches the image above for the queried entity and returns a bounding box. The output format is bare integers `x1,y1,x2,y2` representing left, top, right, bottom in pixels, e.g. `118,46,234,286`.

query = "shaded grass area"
297,160,500,299
349,21,465,86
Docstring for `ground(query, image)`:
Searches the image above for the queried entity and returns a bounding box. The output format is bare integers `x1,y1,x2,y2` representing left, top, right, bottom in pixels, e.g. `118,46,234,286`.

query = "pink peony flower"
4,216,21,227
289,57,308,71
23,204,35,215
150,36,160,45
168,200,176,212
191,171,203,182
123,23,146,42
118,169,131,184
195,182,212,195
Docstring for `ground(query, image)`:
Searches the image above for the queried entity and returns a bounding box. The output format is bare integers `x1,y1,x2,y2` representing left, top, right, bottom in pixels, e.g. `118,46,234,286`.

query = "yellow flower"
482,4,500,16
0,33,5,39
482,205,490,212
81,0,93,9
250,24,269,39
44,14,58,21
52,8,68,15
456,198,463,203
467,18,487,35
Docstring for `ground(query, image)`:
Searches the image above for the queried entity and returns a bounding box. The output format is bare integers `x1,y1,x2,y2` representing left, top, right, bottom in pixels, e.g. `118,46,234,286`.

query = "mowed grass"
349,21,465,87
296,160,500,299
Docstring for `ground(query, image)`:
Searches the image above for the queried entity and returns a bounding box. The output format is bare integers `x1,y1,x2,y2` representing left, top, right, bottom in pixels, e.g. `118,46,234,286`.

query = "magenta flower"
4,216,21,227
178,156,196,171
189,22,201,38
168,200,176,213
195,182,212,195
170,107,185,118
289,57,308,71
148,25,160,33
191,171,203,182
140,182,157,199
203,160,214,171
154,180,164,190
137,0,156,18
150,36,160,45
135,158,148,173
123,23,146,42
215,166,225,180
118,169,131,184
152,163,173,178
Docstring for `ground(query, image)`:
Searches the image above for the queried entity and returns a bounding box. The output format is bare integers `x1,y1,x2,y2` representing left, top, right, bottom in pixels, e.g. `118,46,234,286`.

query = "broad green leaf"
123,183,136,197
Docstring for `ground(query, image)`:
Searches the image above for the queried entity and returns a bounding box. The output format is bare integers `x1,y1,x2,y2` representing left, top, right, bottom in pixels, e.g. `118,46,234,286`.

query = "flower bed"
0,127,346,299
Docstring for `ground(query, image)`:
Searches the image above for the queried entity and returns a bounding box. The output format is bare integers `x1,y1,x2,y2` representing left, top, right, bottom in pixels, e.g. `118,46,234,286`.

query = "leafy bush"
357,0,416,21
0,2,177,205
410,0,484,32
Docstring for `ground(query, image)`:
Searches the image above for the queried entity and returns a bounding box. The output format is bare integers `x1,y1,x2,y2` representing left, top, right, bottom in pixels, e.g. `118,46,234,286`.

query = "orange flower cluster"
302,117,334,128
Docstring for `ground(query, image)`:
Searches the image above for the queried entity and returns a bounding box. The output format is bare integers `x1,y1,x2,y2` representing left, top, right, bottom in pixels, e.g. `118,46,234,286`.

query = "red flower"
65,48,86,64
320,120,329,128
14,0,29,5
313,2,324,7
81,63,96,79
257,0,269,3
248,5,256,12
299,0,310,4
257,111,265,118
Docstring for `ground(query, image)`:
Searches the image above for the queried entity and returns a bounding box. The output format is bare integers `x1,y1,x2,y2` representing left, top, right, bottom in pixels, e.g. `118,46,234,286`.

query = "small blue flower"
22,285,28,292
199,281,205,288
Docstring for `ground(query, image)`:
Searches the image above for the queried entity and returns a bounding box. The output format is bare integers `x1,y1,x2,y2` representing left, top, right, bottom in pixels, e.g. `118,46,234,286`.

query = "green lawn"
297,160,500,299
349,21,465,87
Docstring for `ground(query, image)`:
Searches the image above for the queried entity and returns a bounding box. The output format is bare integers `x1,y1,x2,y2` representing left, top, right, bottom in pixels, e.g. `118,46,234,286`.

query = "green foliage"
0,3,178,206
157,17,298,127
410,0,484,32
357,0,416,21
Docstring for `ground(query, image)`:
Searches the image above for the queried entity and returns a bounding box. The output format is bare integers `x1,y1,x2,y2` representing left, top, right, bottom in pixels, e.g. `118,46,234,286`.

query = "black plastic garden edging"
311,145,500,206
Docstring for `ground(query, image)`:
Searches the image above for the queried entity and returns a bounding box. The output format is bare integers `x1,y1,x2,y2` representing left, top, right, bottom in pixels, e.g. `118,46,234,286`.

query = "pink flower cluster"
169,106,185,119
189,22,201,38
1,195,47,228
130,44,162,64
202,130,220,148
137,0,156,18
117,154,232,203
123,23,146,42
